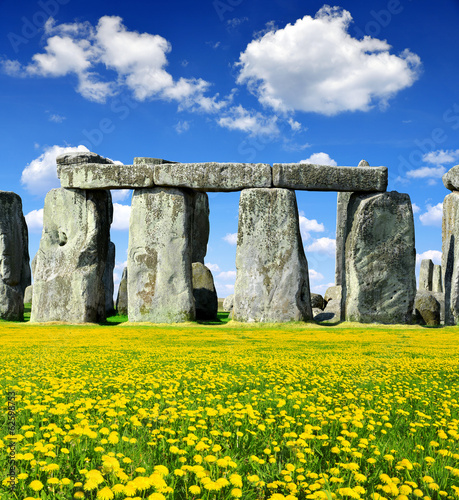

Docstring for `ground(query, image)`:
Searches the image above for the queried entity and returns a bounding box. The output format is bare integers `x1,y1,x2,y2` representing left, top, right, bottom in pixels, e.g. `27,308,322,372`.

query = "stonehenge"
5,151,459,327
0,191,31,321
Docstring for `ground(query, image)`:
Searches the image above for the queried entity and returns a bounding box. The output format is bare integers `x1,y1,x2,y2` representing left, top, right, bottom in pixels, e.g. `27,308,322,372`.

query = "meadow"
1,316,459,500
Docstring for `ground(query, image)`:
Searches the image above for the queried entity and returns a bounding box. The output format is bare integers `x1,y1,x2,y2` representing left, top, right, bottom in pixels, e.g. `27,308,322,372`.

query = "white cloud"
111,203,131,230
48,113,66,123
309,269,324,283
217,270,237,281
419,202,443,227
223,233,238,245
416,250,442,266
300,152,337,166
406,165,446,179
214,282,235,297
306,237,336,257
205,262,220,272
175,120,190,134
25,209,44,232
298,212,325,241
217,105,279,136
312,282,335,295
111,189,131,202
423,149,459,165
237,6,421,115
412,203,420,214
21,144,89,196
115,260,127,272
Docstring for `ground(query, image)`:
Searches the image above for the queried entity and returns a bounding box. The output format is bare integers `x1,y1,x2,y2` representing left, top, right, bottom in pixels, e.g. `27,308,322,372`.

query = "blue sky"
1,0,458,298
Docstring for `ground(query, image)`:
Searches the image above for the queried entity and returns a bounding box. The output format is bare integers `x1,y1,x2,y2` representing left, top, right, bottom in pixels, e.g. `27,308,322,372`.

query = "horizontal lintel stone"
273,163,388,192
58,163,154,190
153,162,272,192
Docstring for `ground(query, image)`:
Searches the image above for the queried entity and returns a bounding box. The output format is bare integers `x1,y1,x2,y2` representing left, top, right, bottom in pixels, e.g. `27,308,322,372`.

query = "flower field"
1,321,459,500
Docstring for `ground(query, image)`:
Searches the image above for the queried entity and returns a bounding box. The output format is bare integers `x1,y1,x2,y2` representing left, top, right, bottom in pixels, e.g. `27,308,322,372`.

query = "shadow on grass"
196,311,230,325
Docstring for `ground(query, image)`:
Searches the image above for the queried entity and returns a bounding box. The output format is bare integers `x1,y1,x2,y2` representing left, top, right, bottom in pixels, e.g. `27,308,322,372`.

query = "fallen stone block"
414,290,441,326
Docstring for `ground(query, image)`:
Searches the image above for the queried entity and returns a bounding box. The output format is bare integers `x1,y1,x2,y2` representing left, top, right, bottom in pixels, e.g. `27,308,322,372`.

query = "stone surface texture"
116,267,128,316
133,157,176,165
335,160,370,286
56,151,113,166
127,187,195,323
273,163,388,192
103,241,115,316
442,192,459,325
154,162,272,192
310,293,325,310
324,285,342,304
442,165,459,191
344,191,416,324
414,290,441,326
419,259,434,291
223,294,234,312
233,188,312,322
432,264,443,293
192,262,218,320
23,285,33,305
191,192,210,264
0,191,31,320
31,188,111,323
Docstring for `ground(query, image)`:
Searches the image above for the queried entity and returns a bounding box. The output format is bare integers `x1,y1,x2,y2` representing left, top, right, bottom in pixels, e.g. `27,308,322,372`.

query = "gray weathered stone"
432,264,443,293
133,157,176,166
310,293,325,310
58,163,155,189
127,187,195,323
314,299,341,324
414,290,441,326
31,188,111,323
191,192,210,264
335,160,370,286
434,291,445,323
103,241,115,316
344,191,416,324
23,285,33,305
324,285,342,305
233,188,312,322
419,259,434,291
442,165,459,191
273,163,388,192
154,162,272,192
0,191,31,320
116,267,128,316
442,192,459,325
192,262,218,320
223,294,234,312
56,151,113,166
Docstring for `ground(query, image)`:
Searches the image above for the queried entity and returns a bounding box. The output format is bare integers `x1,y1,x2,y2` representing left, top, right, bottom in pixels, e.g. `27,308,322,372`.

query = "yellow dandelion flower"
29,480,44,492
189,485,201,495
97,487,114,500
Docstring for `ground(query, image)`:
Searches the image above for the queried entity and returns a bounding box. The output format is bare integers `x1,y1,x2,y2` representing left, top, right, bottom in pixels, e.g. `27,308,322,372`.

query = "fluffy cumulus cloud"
406,166,446,179
223,233,238,245
423,149,459,165
298,212,325,241
205,263,220,272
306,237,336,257
419,202,443,226
300,152,337,166
21,144,89,196
412,203,420,214
237,6,421,115
217,270,237,281
416,250,442,266
308,269,324,283
404,149,459,183
25,208,44,232
111,203,131,230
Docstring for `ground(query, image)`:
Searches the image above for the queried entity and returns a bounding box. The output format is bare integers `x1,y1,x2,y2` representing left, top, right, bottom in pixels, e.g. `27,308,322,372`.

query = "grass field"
1,319,459,500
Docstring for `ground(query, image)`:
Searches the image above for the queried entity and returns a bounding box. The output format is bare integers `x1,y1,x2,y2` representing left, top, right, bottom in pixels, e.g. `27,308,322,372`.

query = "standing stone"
23,285,33,305
233,188,312,322
419,259,434,291
0,192,31,320
223,294,234,312
414,290,441,326
192,262,218,320
116,267,128,316
128,187,195,323
191,192,210,264
432,264,443,293
336,160,369,287
31,188,111,323
344,191,416,324
103,241,116,316
442,192,459,325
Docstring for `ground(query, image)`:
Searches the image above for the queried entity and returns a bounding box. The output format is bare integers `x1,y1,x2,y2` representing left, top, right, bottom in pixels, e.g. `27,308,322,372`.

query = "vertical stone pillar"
103,241,116,316
127,187,195,323
0,191,31,321
419,259,434,291
31,188,111,323
335,160,369,286
191,191,210,264
344,191,416,324
432,264,443,293
233,188,312,322
116,267,128,316
442,192,459,325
